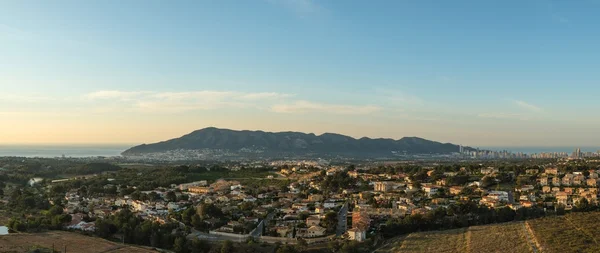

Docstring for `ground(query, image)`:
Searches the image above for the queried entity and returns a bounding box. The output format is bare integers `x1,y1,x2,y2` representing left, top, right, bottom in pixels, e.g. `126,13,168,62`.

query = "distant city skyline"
2,1,600,146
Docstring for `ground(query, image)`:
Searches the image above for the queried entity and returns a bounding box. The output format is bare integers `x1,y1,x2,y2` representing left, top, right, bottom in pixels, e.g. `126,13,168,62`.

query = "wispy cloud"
373,88,423,106
84,90,294,113
271,100,381,115
514,100,543,112
84,90,150,100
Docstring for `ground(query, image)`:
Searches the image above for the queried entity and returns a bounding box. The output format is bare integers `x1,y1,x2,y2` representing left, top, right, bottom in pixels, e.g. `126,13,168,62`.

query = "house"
542,186,551,193
315,206,328,214
573,175,585,186
308,194,324,202
178,181,208,190
444,172,458,177
275,226,290,237
374,182,393,192
422,185,440,197
323,201,338,209
556,192,569,206
545,167,559,175
587,178,598,187
28,177,44,187
306,225,326,237
487,191,509,202
436,178,447,186
217,196,230,202
480,196,500,208
243,196,257,202
540,177,549,186
326,168,338,176
411,208,428,215
562,174,574,186
526,169,539,175
188,187,212,194
552,177,561,186
306,215,320,226
67,221,95,232
481,167,499,174
347,228,367,242
579,190,598,204
449,186,463,195
348,171,359,178
516,185,534,192
520,201,535,208
167,202,180,210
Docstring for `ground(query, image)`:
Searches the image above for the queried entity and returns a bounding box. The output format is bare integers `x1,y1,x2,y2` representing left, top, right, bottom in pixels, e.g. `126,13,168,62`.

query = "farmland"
0,231,157,253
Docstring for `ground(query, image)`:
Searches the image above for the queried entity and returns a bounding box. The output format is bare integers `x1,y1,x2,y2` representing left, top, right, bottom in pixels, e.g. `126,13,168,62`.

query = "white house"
347,228,366,242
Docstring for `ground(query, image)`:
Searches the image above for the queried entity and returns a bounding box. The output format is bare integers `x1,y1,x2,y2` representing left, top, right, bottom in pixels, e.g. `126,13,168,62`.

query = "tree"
575,198,591,212
191,214,205,230
182,207,196,225
131,190,142,200
323,212,338,233
166,191,177,202
482,176,495,188
174,236,188,253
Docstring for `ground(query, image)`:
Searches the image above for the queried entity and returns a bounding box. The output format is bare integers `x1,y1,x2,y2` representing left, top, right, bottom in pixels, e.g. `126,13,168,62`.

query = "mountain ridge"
122,127,474,158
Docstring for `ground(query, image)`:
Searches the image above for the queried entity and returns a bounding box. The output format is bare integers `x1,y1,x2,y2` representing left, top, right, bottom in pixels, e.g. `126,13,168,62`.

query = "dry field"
467,222,532,253
0,231,157,253
376,222,534,253
527,212,600,253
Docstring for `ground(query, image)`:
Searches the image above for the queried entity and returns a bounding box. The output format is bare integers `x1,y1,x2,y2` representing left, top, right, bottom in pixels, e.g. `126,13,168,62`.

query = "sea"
481,147,600,155
0,145,132,158
0,145,598,158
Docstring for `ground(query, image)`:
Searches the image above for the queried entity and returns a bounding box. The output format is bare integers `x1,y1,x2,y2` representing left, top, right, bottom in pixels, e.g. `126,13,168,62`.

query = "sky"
1,0,600,147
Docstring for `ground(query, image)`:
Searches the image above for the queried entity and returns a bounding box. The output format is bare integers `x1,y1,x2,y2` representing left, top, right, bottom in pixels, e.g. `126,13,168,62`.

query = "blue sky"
1,0,600,146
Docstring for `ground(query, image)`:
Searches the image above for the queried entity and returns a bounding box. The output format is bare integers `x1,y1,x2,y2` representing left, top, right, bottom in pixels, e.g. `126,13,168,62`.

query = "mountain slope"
122,127,471,158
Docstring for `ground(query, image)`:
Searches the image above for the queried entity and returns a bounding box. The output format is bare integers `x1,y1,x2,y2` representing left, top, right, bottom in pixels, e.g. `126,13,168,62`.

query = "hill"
122,127,473,159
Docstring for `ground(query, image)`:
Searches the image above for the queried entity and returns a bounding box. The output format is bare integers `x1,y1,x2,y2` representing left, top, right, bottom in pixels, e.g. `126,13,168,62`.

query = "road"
250,212,276,238
336,203,348,237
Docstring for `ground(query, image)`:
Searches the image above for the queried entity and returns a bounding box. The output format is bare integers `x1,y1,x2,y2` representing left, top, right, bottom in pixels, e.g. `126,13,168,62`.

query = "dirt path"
464,229,472,253
522,222,540,253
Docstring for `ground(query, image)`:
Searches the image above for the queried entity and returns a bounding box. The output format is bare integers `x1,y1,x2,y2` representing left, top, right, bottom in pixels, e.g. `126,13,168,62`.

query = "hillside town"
6,156,596,252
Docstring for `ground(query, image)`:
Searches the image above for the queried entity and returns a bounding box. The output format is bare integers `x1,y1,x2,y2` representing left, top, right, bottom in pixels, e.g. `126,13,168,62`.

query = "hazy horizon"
2,1,600,146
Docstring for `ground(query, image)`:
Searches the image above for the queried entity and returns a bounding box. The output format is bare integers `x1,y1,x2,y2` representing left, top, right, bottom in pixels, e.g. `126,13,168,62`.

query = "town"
2,154,600,253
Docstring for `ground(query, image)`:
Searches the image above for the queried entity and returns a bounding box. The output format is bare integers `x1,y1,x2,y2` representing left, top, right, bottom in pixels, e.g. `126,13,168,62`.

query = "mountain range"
122,127,473,159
